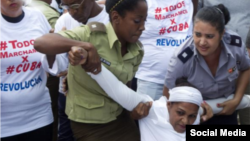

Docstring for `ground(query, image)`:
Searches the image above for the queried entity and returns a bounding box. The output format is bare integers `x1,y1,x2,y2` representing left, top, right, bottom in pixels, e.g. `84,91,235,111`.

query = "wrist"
202,107,207,116
232,96,242,105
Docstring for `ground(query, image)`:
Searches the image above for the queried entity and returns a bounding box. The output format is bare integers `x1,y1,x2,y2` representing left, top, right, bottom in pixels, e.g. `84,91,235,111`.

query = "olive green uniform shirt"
58,22,144,123
28,0,60,28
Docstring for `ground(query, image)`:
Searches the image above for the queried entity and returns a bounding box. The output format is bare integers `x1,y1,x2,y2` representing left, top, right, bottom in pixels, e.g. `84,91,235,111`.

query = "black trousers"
46,75,59,141
58,93,75,141
70,110,140,141
1,123,53,141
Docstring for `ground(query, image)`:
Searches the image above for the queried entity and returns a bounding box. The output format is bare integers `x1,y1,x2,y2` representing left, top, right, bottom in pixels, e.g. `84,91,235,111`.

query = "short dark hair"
194,4,230,34
175,77,196,88
106,0,147,17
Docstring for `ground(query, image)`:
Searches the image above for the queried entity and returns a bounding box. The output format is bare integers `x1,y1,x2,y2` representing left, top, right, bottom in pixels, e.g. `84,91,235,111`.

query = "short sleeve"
237,42,250,71
164,37,194,89
164,52,186,89
246,28,250,49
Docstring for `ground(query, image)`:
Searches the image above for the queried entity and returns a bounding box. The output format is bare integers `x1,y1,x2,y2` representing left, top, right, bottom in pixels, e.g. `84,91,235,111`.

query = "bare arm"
192,0,199,18
34,33,92,55
96,0,106,5
246,28,250,54
163,86,170,99
217,69,250,115
235,69,250,103
35,33,101,74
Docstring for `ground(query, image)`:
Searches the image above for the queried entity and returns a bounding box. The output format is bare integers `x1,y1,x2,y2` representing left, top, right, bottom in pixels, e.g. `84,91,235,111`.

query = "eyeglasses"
60,0,84,10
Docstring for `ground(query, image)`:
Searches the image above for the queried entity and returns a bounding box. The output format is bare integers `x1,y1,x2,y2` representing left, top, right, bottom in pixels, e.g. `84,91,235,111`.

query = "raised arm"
34,33,92,55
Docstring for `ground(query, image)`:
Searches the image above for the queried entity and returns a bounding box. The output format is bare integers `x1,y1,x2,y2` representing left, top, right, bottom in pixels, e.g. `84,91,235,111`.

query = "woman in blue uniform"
164,4,250,124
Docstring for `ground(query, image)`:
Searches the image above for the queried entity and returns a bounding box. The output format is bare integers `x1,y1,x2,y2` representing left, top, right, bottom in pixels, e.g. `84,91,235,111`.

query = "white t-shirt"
136,0,193,84
42,6,109,94
0,7,53,137
54,12,82,33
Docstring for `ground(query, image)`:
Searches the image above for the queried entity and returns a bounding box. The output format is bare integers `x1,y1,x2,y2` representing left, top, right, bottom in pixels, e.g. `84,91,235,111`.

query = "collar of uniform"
221,40,234,58
106,22,119,49
106,22,140,59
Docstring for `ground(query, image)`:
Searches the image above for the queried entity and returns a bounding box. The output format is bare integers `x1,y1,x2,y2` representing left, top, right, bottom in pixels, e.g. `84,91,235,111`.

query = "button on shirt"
165,29,250,100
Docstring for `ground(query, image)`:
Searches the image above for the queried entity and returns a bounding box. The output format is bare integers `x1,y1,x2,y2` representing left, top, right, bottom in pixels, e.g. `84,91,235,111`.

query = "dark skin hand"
130,102,153,120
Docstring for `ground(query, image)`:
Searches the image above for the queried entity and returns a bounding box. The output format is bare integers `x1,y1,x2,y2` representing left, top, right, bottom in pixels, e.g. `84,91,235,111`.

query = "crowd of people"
1,0,250,141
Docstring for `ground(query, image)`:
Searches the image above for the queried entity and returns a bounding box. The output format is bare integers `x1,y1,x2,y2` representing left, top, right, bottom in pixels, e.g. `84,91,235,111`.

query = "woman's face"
113,1,148,44
1,0,23,17
167,102,199,133
193,20,224,58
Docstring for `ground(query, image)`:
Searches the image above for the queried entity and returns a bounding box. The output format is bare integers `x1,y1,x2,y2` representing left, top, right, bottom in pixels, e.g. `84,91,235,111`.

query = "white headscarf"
169,86,203,106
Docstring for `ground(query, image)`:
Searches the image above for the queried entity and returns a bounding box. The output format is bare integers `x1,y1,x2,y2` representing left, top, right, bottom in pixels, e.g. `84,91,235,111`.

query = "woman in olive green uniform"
34,0,148,140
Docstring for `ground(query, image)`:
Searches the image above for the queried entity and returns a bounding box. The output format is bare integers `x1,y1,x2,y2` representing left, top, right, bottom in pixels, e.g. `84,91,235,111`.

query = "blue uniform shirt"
165,29,250,100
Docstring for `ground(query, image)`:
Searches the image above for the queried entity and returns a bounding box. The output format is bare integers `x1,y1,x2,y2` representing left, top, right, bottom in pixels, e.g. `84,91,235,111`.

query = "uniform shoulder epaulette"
224,32,242,47
137,41,144,49
177,46,194,64
87,22,106,33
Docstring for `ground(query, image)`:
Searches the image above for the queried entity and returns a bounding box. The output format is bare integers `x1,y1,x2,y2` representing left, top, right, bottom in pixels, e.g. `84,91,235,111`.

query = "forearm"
163,86,170,99
199,94,250,115
34,33,88,55
88,65,151,111
234,69,250,103
192,0,199,18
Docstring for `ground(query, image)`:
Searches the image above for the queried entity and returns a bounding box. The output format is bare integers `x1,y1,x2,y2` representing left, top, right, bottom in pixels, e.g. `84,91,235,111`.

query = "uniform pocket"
74,94,111,121
74,95,104,109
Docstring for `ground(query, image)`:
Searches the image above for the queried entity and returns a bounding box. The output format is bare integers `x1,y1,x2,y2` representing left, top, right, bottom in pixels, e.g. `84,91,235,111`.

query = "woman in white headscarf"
80,64,249,141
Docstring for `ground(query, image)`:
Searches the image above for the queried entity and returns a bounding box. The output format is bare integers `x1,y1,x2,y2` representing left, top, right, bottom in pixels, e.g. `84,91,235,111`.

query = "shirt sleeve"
164,51,186,89
41,53,68,76
88,65,153,111
246,28,250,49
48,17,58,29
237,42,250,71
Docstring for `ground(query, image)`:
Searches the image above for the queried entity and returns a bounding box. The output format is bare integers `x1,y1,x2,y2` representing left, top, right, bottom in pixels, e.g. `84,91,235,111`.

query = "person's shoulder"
148,96,169,119
86,22,107,33
223,28,243,48
173,36,195,64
